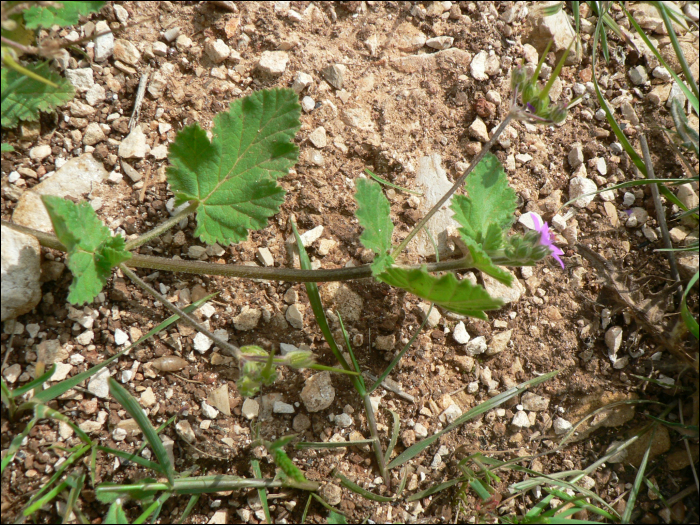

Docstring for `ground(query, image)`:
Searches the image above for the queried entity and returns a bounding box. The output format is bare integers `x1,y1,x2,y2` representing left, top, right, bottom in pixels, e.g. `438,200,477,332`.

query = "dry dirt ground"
1,1,699,523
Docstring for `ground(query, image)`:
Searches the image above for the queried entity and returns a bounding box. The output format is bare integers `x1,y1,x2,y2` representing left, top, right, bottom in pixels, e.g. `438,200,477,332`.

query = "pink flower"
532,215,565,269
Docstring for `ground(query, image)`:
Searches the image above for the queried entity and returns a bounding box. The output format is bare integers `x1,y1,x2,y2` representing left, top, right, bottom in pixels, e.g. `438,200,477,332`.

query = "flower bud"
285,351,316,369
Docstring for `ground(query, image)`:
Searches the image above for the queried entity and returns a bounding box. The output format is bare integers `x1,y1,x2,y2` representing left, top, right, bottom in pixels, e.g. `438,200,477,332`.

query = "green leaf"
355,178,395,274
22,1,105,29
1,143,14,152
463,238,513,286
328,510,348,524
378,267,503,319
1,62,75,128
451,153,516,246
41,195,131,305
167,88,300,245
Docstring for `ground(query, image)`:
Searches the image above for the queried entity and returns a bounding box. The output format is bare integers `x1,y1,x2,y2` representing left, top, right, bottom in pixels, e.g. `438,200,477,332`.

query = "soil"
1,1,698,524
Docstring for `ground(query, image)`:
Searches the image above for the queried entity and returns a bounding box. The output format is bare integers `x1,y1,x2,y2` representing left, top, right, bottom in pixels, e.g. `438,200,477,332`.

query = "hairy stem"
391,112,515,259
119,264,242,360
1,220,478,282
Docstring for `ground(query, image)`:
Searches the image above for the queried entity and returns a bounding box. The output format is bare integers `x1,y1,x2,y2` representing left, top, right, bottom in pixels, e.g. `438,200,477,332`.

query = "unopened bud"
285,351,316,369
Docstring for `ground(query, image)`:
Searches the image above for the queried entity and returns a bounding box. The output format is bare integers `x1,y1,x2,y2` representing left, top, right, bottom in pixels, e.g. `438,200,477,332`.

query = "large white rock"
12,153,109,233
569,176,597,208
1,226,42,321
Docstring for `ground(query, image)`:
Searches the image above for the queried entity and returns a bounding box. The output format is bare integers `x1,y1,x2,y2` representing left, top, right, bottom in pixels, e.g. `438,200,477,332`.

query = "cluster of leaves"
1,1,104,130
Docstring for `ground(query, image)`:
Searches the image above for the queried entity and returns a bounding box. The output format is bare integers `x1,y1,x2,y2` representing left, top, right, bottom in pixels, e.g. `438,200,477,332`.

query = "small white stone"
426,36,454,50
569,177,597,208
193,332,213,353
465,336,487,356
334,413,353,427
273,401,295,414
201,401,219,419
301,96,315,112
605,326,623,357
87,367,111,398
76,330,95,345
242,398,260,419
114,328,129,346
512,410,531,428
553,417,572,435
453,321,470,344
257,51,289,76
29,145,52,161
2,363,22,383
204,39,230,63
308,127,327,148
623,192,636,207
286,304,304,329
291,71,313,93
518,211,543,230
626,207,648,228
300,225,324,246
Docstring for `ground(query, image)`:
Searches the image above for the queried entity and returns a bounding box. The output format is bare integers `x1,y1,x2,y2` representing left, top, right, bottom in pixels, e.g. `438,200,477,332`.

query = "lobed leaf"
378,267,503,319
167,88,300,245
22,1,105,29
462,238,513,286
451,153,516,247
355,177,395,275
41,195,131,305
1,62,74,128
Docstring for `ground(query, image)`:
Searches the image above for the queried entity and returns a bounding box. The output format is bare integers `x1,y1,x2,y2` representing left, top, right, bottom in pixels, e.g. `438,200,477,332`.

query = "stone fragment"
1,226,42,321
114,39,140,65
201,401,219,419
140,387,157,407
256,247,274,267
65,68,94,92
553,417,573,435
233,306,261,331
426,36,454,50
391,48,471,74
193,332,213,353
321,64,346,90
176,420,196,443
208,384,230,416
241,398,259,419
374,334,395,351
308,127,327,148
626,207,648,228
301,371,335,412
439,404,462,424
521,392,550,411
257,51,289,76
286,304,304,329
605,326,623,357
319,484,342,506
87,367,111,399
119,125,149,159
482,271,524,304
527,5,577,62
2,363,22,383
468,117,489,142
82,123,106,146
29,144,52,161
629,65,648,85
512,410,531,428
569,176,597,208
487,330,512,356
465,336,487,356
164,27,180,42
291,71,313,93
94,21,114,62
418,302,441,328
453,321,470,344
205,39,230,63
273,401,295,414
300,225,324,246
470,50,488,81
394,22,427,52
334,413,353,427
319,282,362,322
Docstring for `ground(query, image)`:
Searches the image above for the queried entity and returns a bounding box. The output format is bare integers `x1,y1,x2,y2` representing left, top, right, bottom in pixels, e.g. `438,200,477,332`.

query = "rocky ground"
1,1,699,523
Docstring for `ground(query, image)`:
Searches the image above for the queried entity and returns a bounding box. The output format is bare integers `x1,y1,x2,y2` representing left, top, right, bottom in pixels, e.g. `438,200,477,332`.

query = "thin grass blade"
1,416,37,474
251,459,272,524
365,168,422,196
384,409,401,467
334,472,394,502
405,477,463,502
11,364,56,398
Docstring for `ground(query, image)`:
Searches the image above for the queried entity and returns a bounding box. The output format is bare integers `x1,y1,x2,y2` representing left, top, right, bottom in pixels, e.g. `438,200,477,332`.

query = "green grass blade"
622,426,657,523
310,493,348,517
34,404,92,444
301,494,313,523
96,445,164,472
388,370,558,469
11,364,56,398
364,168,423,196
251,459,272,524
405,477,463,502
104,501,129,524
560,177,691,210
296,439,375,450
23,480,70,516
334,472,394,502
108,378,175,484
384,409,401,467
681,272,699,339
1,378,15,414
61,472,86,525
177,494,201,524
1,416,37,474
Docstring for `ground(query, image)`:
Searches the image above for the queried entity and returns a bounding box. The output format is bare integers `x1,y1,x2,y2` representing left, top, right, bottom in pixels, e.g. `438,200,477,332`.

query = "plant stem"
1,220,479,282
362,392,389,486
119,264,242,360
125,201,198,250
391,112,515,258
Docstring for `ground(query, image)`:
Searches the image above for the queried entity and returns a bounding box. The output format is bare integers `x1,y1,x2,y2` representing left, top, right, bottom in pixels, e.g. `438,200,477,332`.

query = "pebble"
394,22,426,52
1,226,42,321
629,65,648,85
319,484,342,506
518,211,543,230
308,127,327,148
468,117,489,142
642,224,658,242
82,123,106,146
193,332,213,352
241,398,259,420
75,330,94,345
623,192,636,207
595,108,606,121
141,387,157,407
273,401,295,414
285,304,304,329
470,50,488,81
29,144,52,161
453,321,470,344
515,153,532,163
321,64,346,90
426,36,454,50
2,363,22,383
626,207,648,228
164,27,180,42
94,20,114,61
300,371,335,412
291,71,313,93
512,410,531,428
569,177,597,208
605,326,623,357
553,417,573,435
568,143,584,168
256,247,275,267
440,404,462,424
258,51,289,76
667,82,687,108
418,302,441,328
677,184,698,210
465,336,487,356
299,225,324,246
114,39,140,65
176,420,196,443
65,68,94,92
482,271,524,304
230,305,261,331
293,413,311,432
414,422,428,438
652,66,672,82
175,34,193,50
205,39,230,63
335,413,353,427
521,392,550,411
486,329,512,356
151,144,168,160
301,96,315,112
118,125,150,159
87,367,111,398
201,401,219,419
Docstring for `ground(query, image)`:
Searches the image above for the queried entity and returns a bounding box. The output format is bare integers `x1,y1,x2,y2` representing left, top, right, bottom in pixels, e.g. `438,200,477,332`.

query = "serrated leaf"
463,238,513,286
355,178,395,274
22,1,105,29
41,196,131,305
167,88,300,245
1,62,74,128
378,267,503,319
451,153,516,246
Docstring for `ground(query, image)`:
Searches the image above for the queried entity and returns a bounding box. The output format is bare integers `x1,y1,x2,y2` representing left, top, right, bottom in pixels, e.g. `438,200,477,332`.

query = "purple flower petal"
531,215,565,269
